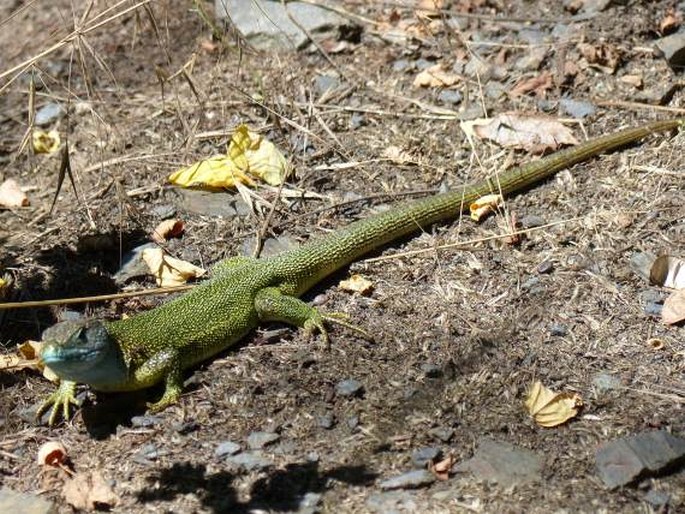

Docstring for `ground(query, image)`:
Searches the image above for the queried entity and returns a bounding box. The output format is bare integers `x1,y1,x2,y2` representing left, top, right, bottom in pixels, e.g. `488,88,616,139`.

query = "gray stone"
437,89,462,105
346,415,360,430
379,469,436,490
592,372,622,394
428,427,454,443
216,0,345,51
537,260,554,274
595,431,685,488
177,189,239,218
366,491,418,512
644,301,664,316
411,447,441,468
549,323,568,337
656,31,685,69
297,491,322,514
336,378,364,398
35,103,64,125
630,252,656,281
559,98,596,119
130,415,164,428
247,431,280,449
226,452,274,472
113,243,157,285
392,59,410,72
454,439,543,487
0,487,56,514
644,489,670,508
349,113,365,130
317,413,335,429
314,74,340,95
151,204,176,219
520,214,546,228
215,441,242,458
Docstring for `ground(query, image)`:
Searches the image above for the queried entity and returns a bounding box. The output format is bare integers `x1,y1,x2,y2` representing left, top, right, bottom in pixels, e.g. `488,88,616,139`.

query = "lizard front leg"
254,287,329,344
36,379,80,426
132,348,184,413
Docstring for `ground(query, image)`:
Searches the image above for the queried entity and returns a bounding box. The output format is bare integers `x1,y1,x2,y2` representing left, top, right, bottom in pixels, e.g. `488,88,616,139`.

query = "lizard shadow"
4,228,148,344
136,460,377,513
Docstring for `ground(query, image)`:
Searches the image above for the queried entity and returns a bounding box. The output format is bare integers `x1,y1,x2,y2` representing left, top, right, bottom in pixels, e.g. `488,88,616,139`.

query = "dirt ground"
0,1,684,512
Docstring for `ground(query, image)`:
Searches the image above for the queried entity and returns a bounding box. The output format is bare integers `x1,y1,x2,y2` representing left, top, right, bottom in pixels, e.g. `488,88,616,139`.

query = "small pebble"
379,470,436,490
174,421,199,435
317,413,335,430
421,363,442,378
346,415,360,430
520,214,546,228
215,441,242,458
411,447,441,468
247,431,280,450
429,427,454,443
437,89,462,105
35,103,64,125
130,415,164,428
336,379,364,398
226,452,273,472
537,260,554,274
549,323,568,337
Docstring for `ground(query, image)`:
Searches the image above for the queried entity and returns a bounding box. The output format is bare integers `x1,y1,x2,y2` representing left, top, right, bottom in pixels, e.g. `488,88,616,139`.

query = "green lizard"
39,119,682,425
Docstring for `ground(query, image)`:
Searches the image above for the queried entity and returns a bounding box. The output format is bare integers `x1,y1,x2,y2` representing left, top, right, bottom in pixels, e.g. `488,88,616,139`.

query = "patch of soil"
0,1,683,512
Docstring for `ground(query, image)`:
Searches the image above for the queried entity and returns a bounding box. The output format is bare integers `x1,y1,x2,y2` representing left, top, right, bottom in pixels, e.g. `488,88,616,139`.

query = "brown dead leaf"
663,289,685,325
509,71,553,97
469,194,502,221
0,179,29,208
151,219,185,245
63,471,119,511
578,42,620,73
660,10,682,34
650,255,685,290
413,63,460,88
416,0,445,17
462,113,579,153
524,380,583,428
430,453,456,481
339,274,374,295
142,247,206,287
37,441,67,466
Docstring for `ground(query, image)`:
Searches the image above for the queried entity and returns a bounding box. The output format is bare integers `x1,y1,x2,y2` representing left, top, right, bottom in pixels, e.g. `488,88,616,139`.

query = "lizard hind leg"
254,287,329,345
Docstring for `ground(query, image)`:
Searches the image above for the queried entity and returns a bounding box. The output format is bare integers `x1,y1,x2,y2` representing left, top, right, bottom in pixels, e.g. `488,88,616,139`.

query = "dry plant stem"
0,285,192,311
0,0,153,92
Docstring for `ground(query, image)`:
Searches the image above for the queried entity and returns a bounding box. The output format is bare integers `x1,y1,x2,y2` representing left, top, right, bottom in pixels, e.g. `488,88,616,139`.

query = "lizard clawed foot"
323,312,374,342
146,385,182,413
304,311,330,349
36,380,80,426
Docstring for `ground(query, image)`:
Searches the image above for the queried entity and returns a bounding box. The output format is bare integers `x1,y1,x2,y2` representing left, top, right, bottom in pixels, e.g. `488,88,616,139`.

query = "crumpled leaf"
142,247,206,287
169,124,289,189
470,194,503,221
63,471,119,511
32,129,61,154
37,441,67,466
461,113,579,153
151,219,185,245
0,179,29,208
429,453,455,481
339,274,374,295
413,63,460,88
662,289,685,325
524,380,583,428
0,340,60,382
649,255,685,290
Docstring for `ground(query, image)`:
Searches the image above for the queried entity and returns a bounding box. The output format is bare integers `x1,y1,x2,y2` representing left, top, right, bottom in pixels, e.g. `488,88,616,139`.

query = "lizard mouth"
40,343,106,370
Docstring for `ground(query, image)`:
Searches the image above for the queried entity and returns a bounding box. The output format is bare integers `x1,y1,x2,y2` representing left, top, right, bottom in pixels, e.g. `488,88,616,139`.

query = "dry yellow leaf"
524,380,583,428
413,63,460,88
650,255,685,290
37,441,67,466
168,124,288,189
32,130,61,154
470,194,502,221
151,219,185,245
168,155,254,189
142,247,206,287
339,274,374,295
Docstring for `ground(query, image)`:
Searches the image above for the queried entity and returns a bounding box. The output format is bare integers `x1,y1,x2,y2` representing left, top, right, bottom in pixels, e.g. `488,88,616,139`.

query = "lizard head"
40,321,126,386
